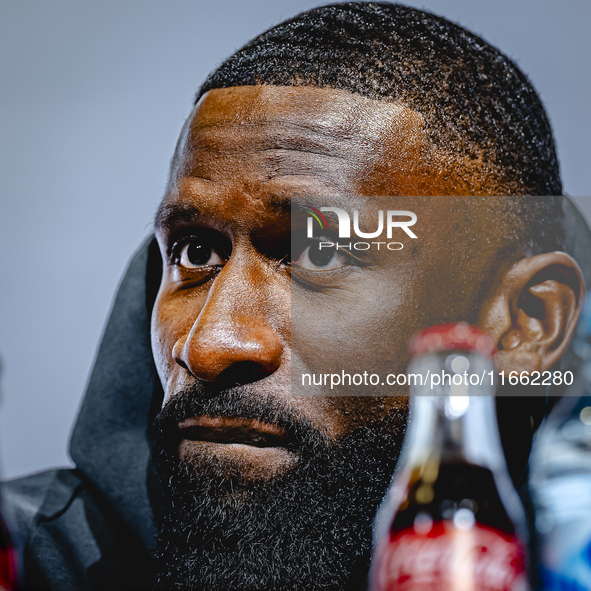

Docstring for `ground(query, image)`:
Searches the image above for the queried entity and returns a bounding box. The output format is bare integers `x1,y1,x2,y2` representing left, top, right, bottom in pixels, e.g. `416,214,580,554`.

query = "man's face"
149,85,499,590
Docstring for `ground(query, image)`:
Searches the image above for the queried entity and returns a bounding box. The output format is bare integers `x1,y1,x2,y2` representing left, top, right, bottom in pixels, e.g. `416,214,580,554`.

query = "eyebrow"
264,195,292,215
154,202,201,233
154,195,293,234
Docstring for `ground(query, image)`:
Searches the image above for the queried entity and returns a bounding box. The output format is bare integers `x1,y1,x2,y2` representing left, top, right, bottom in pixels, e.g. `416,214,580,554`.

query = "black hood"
69,236,162,555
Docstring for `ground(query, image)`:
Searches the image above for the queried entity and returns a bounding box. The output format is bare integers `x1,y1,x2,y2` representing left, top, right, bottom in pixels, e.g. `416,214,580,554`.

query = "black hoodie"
3,238,161,590
3,198,591,591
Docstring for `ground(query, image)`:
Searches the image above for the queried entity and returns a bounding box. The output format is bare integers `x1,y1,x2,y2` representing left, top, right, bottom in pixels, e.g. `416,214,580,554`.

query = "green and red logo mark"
303,206,329,234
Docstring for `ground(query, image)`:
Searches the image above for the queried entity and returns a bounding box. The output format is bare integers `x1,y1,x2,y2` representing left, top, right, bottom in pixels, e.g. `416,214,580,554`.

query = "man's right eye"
174,237,227,269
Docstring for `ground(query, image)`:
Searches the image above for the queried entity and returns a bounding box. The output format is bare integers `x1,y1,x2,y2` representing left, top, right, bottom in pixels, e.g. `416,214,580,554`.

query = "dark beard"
148,388,406,591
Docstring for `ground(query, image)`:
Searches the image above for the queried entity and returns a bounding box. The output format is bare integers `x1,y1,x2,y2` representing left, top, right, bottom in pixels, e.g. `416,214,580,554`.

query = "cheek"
150,287,204,389
292,275,419,393
150,296,176,388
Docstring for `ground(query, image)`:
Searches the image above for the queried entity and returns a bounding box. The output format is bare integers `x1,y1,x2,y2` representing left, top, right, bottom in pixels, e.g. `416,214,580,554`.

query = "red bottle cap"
409,323,496,357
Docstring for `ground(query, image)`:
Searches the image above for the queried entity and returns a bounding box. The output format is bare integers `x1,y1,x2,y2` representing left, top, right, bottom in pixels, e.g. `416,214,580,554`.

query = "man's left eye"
176,238,227,269
292,242,347,271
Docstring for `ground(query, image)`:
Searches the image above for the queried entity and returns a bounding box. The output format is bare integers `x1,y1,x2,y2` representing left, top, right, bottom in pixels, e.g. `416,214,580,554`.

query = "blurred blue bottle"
0,358,20,591
529,299,591,590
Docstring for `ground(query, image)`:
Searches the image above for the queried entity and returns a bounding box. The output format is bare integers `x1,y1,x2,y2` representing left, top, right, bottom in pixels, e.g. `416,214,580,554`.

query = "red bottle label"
373,520,528,591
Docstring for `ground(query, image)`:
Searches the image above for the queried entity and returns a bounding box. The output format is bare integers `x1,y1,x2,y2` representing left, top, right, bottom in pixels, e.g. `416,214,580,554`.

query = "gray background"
0,0,590,479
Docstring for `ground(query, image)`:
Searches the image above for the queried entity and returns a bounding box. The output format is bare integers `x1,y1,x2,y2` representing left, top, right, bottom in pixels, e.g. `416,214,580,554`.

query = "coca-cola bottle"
368,323,530,591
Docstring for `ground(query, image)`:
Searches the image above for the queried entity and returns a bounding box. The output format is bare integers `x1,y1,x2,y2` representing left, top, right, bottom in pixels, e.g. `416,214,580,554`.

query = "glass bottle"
529,300,591,590
368,323,530,591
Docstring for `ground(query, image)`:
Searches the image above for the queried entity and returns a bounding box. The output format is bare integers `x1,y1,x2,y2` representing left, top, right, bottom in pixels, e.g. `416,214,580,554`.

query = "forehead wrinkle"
190,115,373,140
188,151,357,186
184,119,374,162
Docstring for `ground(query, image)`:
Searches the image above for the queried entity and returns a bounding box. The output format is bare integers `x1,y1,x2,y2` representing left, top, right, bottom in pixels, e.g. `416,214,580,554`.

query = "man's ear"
479,252,585,373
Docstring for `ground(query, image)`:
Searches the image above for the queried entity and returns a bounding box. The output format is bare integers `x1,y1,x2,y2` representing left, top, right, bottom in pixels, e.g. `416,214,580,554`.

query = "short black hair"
197,2,562,196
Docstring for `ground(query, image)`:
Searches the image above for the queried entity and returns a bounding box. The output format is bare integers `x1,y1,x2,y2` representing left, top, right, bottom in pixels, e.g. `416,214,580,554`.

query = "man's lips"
178,416,291,448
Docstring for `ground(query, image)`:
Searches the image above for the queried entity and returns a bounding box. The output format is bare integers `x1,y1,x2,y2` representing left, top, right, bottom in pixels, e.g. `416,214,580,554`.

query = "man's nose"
172,261,285,385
